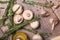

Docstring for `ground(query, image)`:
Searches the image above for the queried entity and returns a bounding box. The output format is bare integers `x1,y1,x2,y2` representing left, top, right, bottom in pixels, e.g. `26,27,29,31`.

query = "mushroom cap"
30,21,39,29
12,4,23,15
32,34,42,40
22,10,33,20
13,15,23,24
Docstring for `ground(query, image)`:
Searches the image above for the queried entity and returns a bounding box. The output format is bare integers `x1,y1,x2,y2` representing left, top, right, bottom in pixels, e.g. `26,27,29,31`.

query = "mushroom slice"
32,34,42,40
13,15,23,24
30,21,39,29
49,18,59,30
12,4,23,15
22,10,33,20
0,26,9,33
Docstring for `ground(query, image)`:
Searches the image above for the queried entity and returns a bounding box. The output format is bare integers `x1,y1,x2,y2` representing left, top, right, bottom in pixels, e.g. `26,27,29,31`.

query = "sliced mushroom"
30,21,39,29
12,4,23,15
0,26,9,33
13,15,23,24
49,18,59,30
22,10,33,20
32,34,42,40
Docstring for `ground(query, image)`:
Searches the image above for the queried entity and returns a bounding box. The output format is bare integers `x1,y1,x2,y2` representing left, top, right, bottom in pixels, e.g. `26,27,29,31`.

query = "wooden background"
0,0,60,40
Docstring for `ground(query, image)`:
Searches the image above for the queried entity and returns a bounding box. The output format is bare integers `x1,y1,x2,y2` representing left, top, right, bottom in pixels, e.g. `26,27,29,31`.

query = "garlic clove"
12,4,23,15
13,15,23,24
30,21,39,29
22,10,33,20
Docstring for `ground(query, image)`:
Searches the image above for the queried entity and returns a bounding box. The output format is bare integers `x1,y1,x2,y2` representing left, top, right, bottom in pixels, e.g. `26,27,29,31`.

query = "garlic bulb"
1,26,9,33
12,4,23,15
22,10,33,20
32,34,42,40
13,15,23,24
30,21,39,29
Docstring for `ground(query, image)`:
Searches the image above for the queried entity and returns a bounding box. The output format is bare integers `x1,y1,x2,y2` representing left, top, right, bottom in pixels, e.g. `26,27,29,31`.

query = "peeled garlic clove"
32,34,42,40
0,26,9,33
12,4,23,15
22,10,33,20
13,15,23,24
30,21,39,29
51,36,60,40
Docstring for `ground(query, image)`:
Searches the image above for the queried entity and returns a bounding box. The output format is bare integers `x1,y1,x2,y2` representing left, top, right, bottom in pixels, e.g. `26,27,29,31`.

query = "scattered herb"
0,17,39,40
23,0,54,8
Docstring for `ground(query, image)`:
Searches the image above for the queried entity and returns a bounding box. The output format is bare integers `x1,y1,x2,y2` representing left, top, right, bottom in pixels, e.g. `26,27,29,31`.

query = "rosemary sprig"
23,0,54,8
0,0,16,26
23,28,52,37
0,17,39,40
0,1,9,4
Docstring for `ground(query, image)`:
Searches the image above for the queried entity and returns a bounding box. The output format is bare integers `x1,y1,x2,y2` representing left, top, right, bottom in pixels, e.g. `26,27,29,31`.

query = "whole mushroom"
30,21,39,29
12,4,23,15
13,15,23,24
22,10,33,20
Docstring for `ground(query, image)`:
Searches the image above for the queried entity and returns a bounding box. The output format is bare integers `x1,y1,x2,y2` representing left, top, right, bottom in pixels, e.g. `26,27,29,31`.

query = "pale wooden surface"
0,0,60,40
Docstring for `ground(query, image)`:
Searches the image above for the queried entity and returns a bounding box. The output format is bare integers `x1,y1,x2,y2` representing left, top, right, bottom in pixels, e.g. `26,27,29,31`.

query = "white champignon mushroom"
32,34,42,40
22,10,33,20
0,26,9,33
13,15,23,24
49,18,59,30
30,21,39,29
12,4,23,15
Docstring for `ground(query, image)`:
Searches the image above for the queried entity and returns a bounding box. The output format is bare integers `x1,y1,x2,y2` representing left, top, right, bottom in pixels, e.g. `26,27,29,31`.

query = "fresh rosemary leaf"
23,0,54,8
0,17,39,40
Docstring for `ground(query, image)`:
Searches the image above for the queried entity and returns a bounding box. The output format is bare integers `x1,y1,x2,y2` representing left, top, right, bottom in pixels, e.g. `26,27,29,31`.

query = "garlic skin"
49,18,59,30
40,9,49,17
32,34,42,40
22,10,33,20
12,4,23,15
1,26,9,33
30,21,39,29
13,15,23,24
